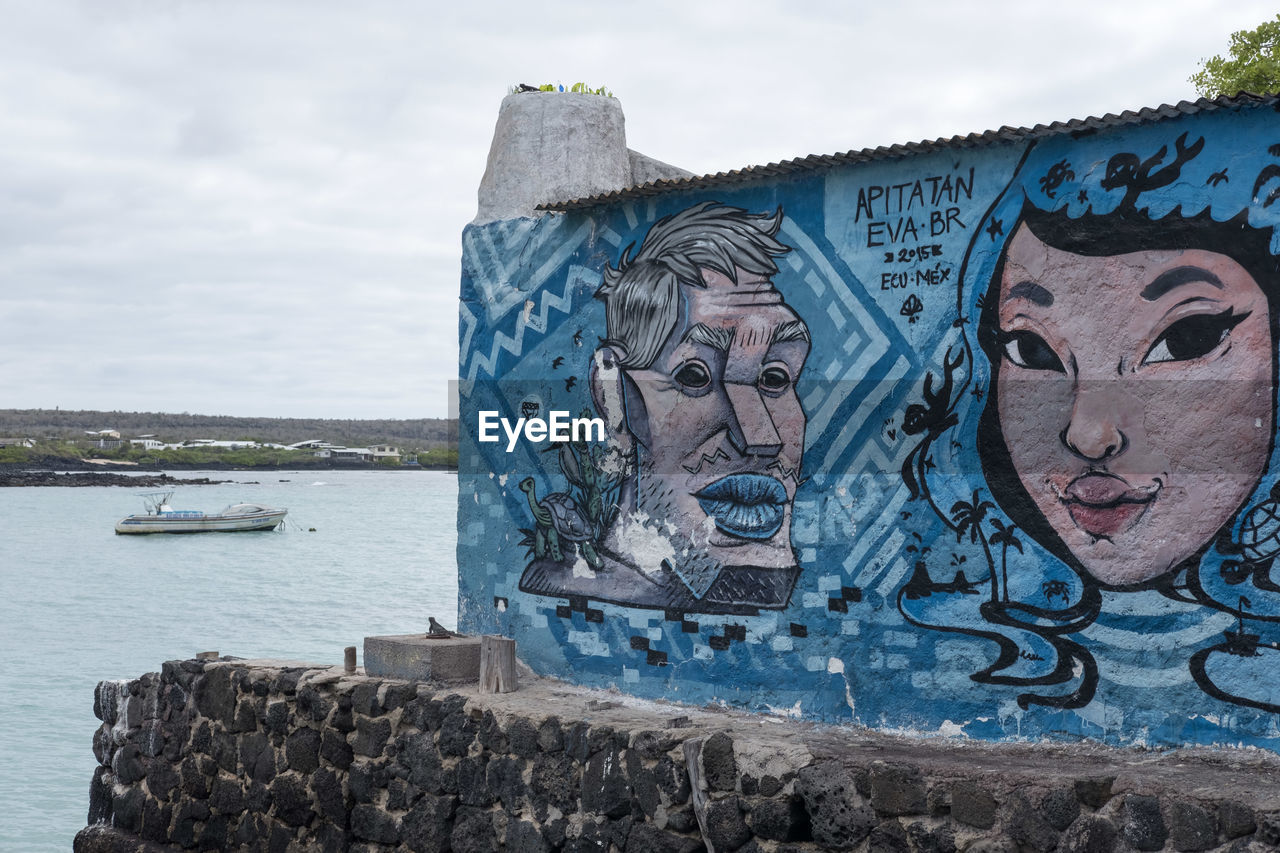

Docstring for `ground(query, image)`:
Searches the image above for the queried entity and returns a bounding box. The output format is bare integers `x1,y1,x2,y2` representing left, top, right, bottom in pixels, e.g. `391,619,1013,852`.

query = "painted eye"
759,365,792,393
673,361,711,389
1000,330,1065,372
1144,309,1249,365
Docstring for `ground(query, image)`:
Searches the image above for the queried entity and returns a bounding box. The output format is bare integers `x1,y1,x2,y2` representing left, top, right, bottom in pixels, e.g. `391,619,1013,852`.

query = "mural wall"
458,99,1280,750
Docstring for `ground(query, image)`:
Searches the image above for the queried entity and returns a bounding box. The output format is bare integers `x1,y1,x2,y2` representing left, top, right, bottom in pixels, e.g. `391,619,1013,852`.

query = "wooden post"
479,635,518,693
344,646,357,673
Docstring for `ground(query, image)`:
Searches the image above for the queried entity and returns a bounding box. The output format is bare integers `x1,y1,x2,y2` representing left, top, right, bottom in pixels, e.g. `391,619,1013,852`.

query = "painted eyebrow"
681,323,734,352
770,319,811,345
1006,281,1054,306
1141,265,1224,301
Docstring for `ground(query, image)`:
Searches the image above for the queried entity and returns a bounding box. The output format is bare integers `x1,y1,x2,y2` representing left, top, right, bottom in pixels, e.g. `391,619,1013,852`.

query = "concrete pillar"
473,91,690,225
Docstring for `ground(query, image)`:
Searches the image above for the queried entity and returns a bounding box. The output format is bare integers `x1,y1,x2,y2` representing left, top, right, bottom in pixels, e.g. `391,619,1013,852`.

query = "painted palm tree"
951,490,998,602
988,518,1022,604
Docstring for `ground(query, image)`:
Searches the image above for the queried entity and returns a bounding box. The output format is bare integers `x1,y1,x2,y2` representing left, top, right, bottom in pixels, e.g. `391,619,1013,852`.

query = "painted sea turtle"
1239,481,1280,565
519,477,602,568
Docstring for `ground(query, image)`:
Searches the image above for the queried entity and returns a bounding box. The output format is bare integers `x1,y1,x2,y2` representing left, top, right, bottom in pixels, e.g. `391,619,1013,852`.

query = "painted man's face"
995,224,1273,587
622,267,809,577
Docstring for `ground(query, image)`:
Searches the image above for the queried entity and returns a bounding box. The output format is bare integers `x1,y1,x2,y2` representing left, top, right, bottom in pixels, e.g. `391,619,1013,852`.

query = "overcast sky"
2,1,1275,420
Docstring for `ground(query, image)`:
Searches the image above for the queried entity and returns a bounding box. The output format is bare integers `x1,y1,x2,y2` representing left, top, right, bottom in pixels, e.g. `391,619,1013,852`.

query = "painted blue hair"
899,105,1280,713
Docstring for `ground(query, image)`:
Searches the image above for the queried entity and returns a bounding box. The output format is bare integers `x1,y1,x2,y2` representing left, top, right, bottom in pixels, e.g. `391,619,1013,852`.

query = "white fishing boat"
115,491,287,534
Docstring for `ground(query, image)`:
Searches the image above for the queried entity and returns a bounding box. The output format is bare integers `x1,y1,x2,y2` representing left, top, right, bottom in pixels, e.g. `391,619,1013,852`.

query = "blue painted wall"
459,100,1280,750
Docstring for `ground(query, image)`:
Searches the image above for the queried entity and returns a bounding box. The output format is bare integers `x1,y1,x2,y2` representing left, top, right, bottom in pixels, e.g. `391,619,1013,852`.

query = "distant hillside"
0,409,457,450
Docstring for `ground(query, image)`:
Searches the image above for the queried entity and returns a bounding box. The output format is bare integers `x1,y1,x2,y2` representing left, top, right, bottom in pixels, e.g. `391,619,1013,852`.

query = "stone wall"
76,657,1280,852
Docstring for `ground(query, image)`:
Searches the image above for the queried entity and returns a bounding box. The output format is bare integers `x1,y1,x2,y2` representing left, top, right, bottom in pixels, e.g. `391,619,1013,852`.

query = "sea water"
0,469,458,851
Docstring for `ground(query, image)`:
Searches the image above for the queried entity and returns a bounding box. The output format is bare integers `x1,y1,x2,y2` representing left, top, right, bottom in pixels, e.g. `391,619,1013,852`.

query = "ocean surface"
0,469,458,852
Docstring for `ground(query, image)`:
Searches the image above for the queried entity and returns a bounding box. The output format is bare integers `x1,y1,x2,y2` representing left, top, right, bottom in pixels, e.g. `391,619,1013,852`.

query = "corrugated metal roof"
538,93,1279,212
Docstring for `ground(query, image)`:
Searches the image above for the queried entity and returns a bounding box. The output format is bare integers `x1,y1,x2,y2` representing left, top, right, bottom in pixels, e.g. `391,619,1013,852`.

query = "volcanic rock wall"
76,657,1280,851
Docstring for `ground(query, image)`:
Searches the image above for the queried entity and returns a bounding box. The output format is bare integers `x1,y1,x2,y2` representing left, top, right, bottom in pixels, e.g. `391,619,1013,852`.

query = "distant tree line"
0,409,457,451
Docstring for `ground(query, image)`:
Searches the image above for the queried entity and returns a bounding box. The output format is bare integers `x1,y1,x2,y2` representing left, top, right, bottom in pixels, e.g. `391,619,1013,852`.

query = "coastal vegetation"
0,441,459,471
415,447,458,467
0,409,460,470
0,409,455,449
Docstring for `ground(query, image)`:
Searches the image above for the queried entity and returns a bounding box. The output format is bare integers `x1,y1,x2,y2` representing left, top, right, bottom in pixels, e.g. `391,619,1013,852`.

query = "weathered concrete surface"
473,91,690,224
77,656,1280,851
363,634,481,683
628,148,693,187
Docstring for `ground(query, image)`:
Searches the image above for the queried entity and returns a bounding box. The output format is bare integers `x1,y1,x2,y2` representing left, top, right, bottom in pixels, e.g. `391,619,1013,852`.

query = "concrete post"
473,91,690,225
474,91,631,224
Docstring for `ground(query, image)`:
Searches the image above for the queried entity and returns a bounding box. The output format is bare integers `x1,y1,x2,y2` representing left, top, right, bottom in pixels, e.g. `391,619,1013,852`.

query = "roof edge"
538,93,1279,212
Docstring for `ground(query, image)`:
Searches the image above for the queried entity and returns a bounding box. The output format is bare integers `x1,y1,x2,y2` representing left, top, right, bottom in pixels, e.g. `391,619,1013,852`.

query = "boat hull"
115,509,287,534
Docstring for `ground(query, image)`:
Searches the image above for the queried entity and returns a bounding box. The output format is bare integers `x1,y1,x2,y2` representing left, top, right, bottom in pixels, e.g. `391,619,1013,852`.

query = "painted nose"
1061,382,1128,461
724,382,782,456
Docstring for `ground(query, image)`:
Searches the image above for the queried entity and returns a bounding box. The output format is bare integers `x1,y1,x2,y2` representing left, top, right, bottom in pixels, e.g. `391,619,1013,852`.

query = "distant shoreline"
0,461,456,487
0,470,231,487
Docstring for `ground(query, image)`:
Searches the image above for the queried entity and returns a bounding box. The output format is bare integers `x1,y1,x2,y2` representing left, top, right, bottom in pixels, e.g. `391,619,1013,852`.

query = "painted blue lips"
694,474,788,540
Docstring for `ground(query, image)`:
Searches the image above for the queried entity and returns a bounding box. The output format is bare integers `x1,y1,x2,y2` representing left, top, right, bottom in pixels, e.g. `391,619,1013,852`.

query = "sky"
2,1,1277,420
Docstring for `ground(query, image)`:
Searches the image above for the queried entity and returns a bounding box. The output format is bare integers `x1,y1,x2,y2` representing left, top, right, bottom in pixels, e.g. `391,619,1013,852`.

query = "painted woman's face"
995,224,1274,587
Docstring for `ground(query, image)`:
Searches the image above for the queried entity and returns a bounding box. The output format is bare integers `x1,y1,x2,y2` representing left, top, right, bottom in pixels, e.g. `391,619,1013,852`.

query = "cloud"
1,0,1275,418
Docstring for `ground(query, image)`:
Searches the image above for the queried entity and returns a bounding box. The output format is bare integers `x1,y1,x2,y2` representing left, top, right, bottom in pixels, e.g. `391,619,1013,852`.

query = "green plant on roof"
509,82,613,97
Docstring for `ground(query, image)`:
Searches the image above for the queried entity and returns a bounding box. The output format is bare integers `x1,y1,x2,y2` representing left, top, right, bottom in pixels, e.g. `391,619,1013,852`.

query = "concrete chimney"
473,92,691,225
